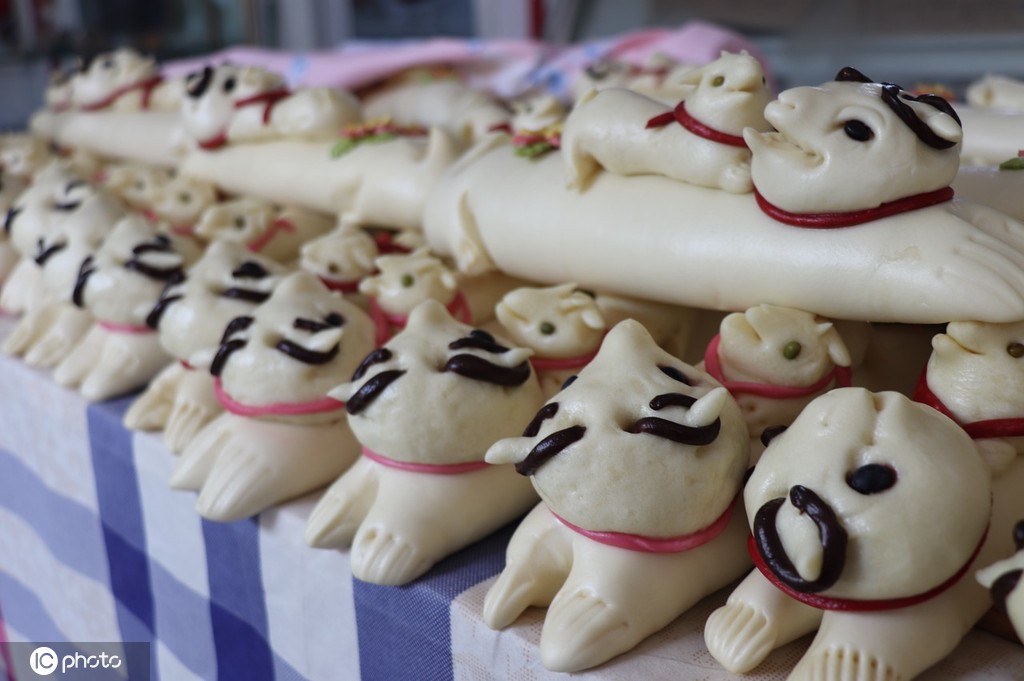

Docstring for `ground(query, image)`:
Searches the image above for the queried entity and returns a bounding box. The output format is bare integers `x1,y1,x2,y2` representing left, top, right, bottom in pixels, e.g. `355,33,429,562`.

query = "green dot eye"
783,341,802,360
711,75,725,87
233,216,246,229
539,321,556,335
1008,342,1024,358
400,274,414,287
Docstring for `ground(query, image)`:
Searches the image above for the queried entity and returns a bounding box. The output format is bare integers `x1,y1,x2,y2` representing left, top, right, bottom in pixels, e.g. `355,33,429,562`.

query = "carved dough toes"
704,601,778,674
23,329,70,368
53,330,102,388
790,645,900,681
350,523,430,585
194,444,270,521
163,400,215,454
541,588,631,672
171,418,231,489
720,162,753,194
305,459,378,549
123,386,173,431
3,309,48,356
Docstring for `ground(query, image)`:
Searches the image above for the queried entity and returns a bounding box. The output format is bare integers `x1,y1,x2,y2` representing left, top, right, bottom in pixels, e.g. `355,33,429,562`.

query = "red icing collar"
754,186,954,229
913,369,1024,439
197,87,292,150
704,334,852,399
529,345,600,372
368,290,471,347
213,376,345,418
748,524,988,612
645,101,748,148
246,217,295,253
97,320,154,335
552,494,738,554
318,276,362,294
80,74,164,112
360,446,490,475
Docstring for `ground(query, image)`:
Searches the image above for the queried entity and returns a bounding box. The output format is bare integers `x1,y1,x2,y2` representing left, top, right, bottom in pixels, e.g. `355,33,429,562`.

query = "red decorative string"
645,100,748,148
754,186,954,229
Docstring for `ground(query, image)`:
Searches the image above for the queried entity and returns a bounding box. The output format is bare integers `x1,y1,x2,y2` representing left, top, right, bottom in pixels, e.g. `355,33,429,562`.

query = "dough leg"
53,324,105,388
304,456,380,549
2,298,59,356
124,362,185,431
171,412,234,490
163,369,221,454
23,304,93,368
79,333,169,402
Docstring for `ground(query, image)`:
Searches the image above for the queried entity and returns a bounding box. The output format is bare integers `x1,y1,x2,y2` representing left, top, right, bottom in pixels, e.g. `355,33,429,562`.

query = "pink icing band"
360,446,490,475
180,360,194,370
913,370,1024,439
97,320,154,335
645,100,748,148
213,377,346,418
748,524,988,612
529,345,601,372
703,334,851,399
551,494,738,554
368,290,471,347
80,74,164,111
754,186,954,229
247,217,295,253
197,87,292,150
318,276,363,294
140,209,195,237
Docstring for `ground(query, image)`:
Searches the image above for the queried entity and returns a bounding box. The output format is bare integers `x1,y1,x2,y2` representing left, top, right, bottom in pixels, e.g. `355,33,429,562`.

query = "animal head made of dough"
180,63,287,143
194,197,278,244
358,248,457,316
299,225,380,289
487,319,748,538
744,67,962,214
966,74,1024,114
495,283,606,360
74,214,201,326
717,304,851,387
0,134,55,179
976,520,1024,642
746,388,991,602
101,163,173,211
148,240,289,361
331,299,544,465
924,320,1024,423
147,175,219,231
4,165,83,256
671,50,772,136
211,271,375,423
71,48,160,110
574,53,697,104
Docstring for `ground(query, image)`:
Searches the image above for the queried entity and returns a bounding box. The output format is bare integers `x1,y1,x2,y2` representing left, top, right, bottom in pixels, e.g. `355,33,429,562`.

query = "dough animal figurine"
0,134,56,179
304,299,544,585
483,319,750,672
180,63,361,150
358,247,522,346
705,388,1024,680
3,175,126,365
362,76,510,146
700,304,852,451
976,520,1024,642
69,48,184,112
966,74,1024,113
508,93,566,133
299,224,380,301
124,241,289,454
143,174,219,237
495,283,606,397
171,271,375,521
914,320,1024,471
53,215,201,400
562,51,771,193
100,163,172,211
0,171,29,290
573,53,697,104
424,67,1024,324
193,197,333,263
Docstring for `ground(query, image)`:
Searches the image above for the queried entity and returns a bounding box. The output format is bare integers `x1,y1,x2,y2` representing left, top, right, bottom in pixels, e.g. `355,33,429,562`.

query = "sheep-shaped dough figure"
180,63,361,150
359,247,519,346
193,197,334,263
495,283,607,398
171,271,375,521
701,304,852,452
914,320,1024,471
100,163,172,211
143,174,219,237
299,225,380,298
304,299,545,585
54,215,201,400
482,319,749,672
705,388,1024,680
3,175,126,365
124,241,289,454
69,48,184,112
976,520,1024,642
562,50,772,193
966,74,1024,113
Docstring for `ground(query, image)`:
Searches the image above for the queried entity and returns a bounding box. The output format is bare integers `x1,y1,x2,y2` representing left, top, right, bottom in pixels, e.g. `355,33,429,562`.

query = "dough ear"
485,435,531,466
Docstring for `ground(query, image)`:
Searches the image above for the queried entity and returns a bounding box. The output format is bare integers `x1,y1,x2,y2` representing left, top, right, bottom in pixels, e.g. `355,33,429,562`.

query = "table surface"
0,314,1021,681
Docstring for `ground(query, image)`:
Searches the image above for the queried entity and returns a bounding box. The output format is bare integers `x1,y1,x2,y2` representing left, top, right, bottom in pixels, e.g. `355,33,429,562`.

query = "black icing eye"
846,463,897,495
233,216,246,229
400,274,414,287
783,341,802,360
223,77,236,93
178,192,191,203
658,364,692,385
539,321,555,335
711,75,725,87
843,119,873,142
560,375,577,390
760,424,788,448
1008,342,1024,358
327,262,339,274
102,57,115,69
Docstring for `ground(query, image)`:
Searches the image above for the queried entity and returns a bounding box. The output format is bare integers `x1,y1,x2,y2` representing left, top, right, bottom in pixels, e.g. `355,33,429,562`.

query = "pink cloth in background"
162,21,764,99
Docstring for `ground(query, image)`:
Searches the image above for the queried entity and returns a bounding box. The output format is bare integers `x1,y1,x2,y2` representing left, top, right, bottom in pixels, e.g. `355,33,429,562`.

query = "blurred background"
2,0,1022,126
